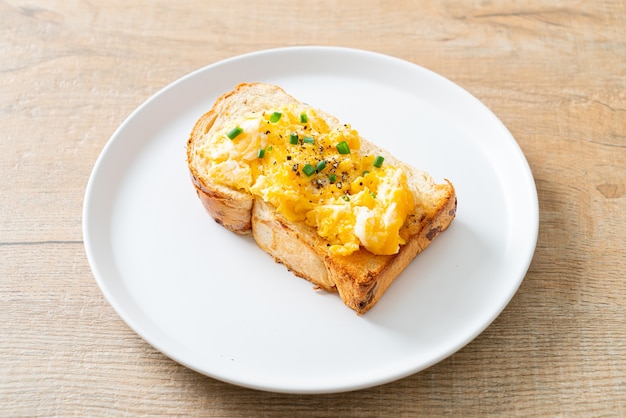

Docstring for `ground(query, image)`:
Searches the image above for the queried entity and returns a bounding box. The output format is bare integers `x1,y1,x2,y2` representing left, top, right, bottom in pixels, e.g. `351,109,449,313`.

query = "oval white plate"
83,46,538,394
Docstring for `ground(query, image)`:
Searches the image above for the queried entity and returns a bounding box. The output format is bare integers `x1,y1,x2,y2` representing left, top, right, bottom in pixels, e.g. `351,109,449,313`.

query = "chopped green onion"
370,192,377,199
226,126,243,140
373,155,385,168
336,141,350,154
341,195,350,202
270,111,282,123
328,174,337,183
316,160,326,172
362,170,370,176
289,133,299,145
300,113,308,123
302,163,316,177
303,136,315,144
257,148,265,158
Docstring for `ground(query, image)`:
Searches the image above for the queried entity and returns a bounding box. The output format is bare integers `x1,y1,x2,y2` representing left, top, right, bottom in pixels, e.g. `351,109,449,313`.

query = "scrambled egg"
198,104,415,256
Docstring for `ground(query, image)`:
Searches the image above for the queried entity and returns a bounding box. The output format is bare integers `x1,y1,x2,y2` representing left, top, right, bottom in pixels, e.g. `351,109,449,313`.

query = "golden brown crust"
251,182,456,314
187,89,253,234
187,82,457,314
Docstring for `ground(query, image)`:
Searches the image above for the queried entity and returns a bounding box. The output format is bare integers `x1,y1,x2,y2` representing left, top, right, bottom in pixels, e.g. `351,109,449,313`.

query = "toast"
187,82,456,314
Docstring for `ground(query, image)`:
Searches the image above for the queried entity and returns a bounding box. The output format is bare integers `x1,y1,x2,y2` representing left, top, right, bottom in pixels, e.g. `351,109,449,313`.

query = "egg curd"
198,105,415,256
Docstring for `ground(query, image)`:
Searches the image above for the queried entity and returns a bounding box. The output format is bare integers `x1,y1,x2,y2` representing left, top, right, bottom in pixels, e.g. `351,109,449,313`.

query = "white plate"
83,46,538,394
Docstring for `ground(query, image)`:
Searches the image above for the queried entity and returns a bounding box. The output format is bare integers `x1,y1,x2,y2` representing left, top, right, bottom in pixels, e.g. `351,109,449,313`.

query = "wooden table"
2,0,624,415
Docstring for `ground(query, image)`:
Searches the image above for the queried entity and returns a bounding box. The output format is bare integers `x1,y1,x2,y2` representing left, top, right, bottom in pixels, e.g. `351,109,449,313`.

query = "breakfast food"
187,82,456,314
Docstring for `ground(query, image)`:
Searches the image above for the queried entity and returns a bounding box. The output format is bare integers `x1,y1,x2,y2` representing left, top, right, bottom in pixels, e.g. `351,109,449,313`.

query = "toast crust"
252,184,456,313
187,82,456,314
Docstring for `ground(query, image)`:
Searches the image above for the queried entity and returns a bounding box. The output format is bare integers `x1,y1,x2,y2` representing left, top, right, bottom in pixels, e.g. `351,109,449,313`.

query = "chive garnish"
302,163,316,177
336,141,350,154
300,113,308,123
316,160,326,172
341,195,350,202
289,133,298,145
373,155,384,168
303,136,315,144
270,112,282,123
329,174,337,183
226,126,243,140
362,170,370,176
257,148,265,158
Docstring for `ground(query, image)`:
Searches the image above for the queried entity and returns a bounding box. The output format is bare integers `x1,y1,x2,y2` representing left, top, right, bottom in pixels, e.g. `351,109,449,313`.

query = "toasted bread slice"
187,82,456,314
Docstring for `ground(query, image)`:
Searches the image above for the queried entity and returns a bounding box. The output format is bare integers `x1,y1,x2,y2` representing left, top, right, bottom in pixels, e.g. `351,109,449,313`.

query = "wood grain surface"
1,0,625,415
